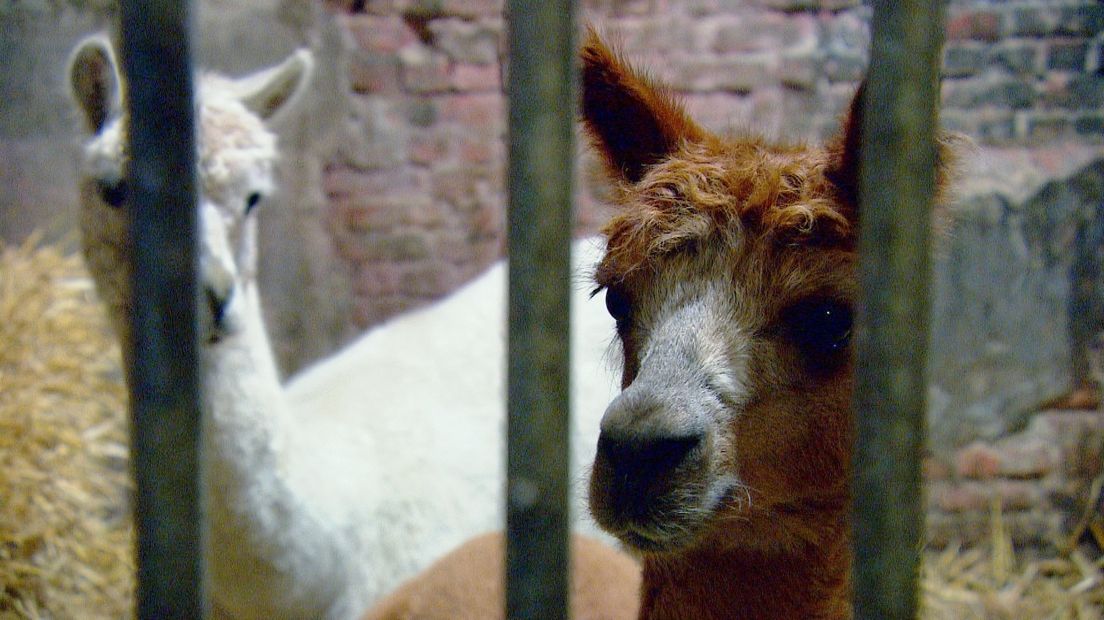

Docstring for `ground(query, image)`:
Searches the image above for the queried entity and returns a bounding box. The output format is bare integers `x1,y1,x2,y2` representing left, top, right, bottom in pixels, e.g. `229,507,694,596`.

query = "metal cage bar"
852,1,945,618
505,2,577,619
119,1,207,617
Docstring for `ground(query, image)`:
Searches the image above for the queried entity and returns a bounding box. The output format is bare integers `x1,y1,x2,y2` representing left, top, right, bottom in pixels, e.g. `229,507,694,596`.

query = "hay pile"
0,236,133,619
923,501,1104,619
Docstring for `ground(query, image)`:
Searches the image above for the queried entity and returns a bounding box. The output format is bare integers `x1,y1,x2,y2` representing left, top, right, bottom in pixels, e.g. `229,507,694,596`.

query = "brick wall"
927,408,1103,548
942,1,1104,143
321,0,1104,333
315,0,1104,548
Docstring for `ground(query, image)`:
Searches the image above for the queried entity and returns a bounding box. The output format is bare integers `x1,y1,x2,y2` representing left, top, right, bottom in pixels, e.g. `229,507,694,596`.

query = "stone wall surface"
930,157,1104,448
2,0,1103,546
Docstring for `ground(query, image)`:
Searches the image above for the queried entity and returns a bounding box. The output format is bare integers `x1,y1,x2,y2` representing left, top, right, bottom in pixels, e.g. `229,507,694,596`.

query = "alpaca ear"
580,28,704,184
826,79,958,221
233,49,314,121
68,35,121,134
825,80,865,214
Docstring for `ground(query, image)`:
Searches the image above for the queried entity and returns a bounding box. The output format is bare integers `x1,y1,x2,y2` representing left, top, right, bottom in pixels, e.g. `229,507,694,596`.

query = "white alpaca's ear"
233,49,314,121
68,35,121,134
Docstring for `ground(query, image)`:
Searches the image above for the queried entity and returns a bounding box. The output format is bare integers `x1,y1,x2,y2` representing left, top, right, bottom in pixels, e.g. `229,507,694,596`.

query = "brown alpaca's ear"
580,28,704,184
826,80,959,222
824,80,865,216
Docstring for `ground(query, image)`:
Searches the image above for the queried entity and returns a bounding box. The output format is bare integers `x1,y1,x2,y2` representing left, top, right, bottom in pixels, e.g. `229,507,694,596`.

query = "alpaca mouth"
594,471,745,555
593,480,713,554
616,523,699,554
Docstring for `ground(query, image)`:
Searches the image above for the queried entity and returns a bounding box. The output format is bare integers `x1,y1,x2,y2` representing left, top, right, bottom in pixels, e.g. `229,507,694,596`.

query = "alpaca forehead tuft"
596,138,855,285
196,81,279,202
78,73,279,199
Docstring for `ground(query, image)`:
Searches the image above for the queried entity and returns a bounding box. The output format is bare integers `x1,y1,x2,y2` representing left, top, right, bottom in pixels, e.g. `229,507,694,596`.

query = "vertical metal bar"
505,2,576,619
119,2,206,617
852,1,944,619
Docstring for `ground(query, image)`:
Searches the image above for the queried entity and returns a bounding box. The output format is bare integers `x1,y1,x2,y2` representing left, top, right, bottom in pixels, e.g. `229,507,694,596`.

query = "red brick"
344,15,417,53
431,230,479,265
946,10,1003,43
934,482,991,513
431,166,481,206
430,18,502,64
467,203,503,238
452,63,500,92
955,441,1002,479
348,54,400,94
934,479,1042,514
400,260,459,297
322,167,426,201
992,438,1055,479
592,0,654,17
401,49,453,94
399,200,450,228
457,135,498,165
408,131,452,166
352,294,420,330
711,12,817,55
993,480,1041,511
439,0,502,18
339,200,402,233
332,228,371,264
353,262,404,296
438,93,504,126
612,16,678,56
667,55,771,93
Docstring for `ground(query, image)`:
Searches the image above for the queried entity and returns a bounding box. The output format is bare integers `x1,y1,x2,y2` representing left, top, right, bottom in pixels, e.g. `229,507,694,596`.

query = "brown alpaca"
361,532,641,620
580,31,949,620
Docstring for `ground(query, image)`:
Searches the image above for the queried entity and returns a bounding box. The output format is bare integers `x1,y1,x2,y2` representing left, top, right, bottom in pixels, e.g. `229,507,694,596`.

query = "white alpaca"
68,37,619,620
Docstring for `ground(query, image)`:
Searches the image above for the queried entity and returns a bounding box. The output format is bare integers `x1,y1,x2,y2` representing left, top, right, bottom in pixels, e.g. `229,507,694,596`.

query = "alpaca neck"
201,284,290,491
199,284,347,619
639,515,851,620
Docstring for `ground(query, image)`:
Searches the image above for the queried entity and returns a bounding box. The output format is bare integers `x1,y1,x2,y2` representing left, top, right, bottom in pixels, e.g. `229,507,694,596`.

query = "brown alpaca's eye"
605,287,633,326
98,179,128,208
245,192,262,215
783,298,853,364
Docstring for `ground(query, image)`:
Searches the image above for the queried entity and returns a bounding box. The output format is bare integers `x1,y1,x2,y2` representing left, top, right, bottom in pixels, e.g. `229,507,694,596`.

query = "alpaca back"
362,532,640,620
282,237,620,610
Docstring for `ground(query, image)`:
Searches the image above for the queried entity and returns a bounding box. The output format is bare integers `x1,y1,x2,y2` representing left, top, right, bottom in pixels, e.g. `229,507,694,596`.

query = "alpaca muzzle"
202,260,236,341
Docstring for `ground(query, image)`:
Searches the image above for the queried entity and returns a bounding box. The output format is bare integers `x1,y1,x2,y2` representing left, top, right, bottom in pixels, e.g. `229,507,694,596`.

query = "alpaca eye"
98,179,128,208
605,287,633,325
783,298,853,363
245,192,262,215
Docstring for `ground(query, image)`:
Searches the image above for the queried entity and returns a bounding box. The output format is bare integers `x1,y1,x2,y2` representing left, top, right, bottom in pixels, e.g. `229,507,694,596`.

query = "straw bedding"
0,236,1099,618
0,236,133,619
923,500,1103,619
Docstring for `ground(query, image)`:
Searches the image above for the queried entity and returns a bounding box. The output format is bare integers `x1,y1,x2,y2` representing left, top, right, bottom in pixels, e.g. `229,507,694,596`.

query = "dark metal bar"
505,2,576,619
118,2,206,617
852,1,945,619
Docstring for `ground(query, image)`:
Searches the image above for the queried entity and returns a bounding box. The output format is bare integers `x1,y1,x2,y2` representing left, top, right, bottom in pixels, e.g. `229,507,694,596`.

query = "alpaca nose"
204,265,235,328
596,431,703,481
205,285,230,326
596,388,706,482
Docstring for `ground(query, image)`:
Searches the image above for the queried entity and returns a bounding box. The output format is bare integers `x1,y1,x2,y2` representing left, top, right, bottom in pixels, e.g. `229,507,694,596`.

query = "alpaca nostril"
598,432,703,478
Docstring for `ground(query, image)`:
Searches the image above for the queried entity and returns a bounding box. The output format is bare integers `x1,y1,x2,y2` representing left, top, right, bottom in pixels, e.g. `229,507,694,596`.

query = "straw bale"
0,235,133,619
